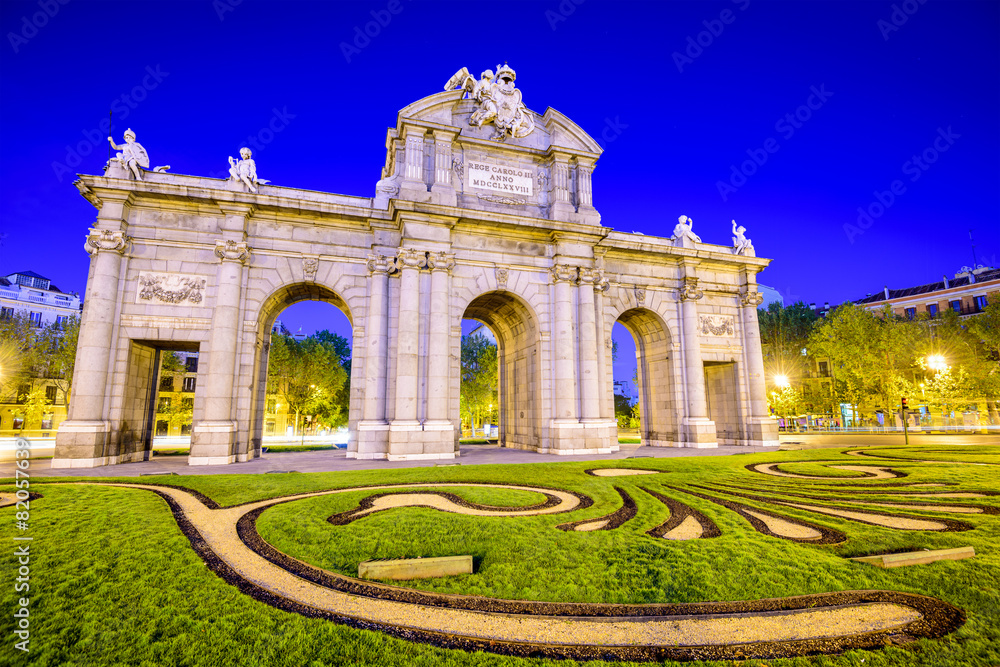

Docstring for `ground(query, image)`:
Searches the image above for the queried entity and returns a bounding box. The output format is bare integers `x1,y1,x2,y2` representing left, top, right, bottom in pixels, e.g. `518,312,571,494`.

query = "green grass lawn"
2,445,999,666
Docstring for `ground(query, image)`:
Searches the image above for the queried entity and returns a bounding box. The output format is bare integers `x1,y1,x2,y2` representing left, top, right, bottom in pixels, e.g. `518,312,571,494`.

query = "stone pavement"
30,443,781,477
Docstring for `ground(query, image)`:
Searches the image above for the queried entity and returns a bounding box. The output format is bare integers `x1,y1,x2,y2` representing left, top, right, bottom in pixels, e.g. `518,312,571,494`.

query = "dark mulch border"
639,487,721,539
710,482,1000,515
667,485,847,544
0,492,42,507
692,484,975,532
556,486,636,532
847,449,1000,466
327,489,565,525
747,462,908,480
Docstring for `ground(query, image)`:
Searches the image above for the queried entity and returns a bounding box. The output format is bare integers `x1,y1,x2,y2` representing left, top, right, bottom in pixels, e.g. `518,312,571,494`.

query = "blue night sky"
1,0,998,366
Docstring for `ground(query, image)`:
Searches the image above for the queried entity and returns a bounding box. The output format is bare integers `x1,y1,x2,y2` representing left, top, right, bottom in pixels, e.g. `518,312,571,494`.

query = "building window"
159,376,173,391
266,399,277,413
265,421,276,435
185,357,199,373
45,386,57,402
974,295,988,311
950,300,962,313
180,423,192,435
181,397,193,409
905,307,916,320
156,420,169,436
182,376,196,392
0,307,12,320
158,397,171,413
12,417,23,430
927,303,938,317
818,361,829,377
54,316,67,329
29,312,42,327
41,414,53,430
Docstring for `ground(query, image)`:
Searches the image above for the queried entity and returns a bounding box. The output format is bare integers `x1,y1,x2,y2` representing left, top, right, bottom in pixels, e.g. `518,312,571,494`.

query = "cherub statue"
107,128,149,180
732,220,754,256
671,215,702,245
228,147,265,193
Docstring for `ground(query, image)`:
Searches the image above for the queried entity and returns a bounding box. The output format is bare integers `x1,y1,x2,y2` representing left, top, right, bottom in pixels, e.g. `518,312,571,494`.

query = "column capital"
395,247,426,270
550,263,578,284
85,228,131,256
679,276,704,301
579,268,609,292
426,251,456,272
366,253,393,275
214,239,251,264
740,288,765,307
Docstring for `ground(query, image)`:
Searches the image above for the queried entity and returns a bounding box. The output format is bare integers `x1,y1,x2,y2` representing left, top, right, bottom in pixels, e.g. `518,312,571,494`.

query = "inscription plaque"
467,161,533,196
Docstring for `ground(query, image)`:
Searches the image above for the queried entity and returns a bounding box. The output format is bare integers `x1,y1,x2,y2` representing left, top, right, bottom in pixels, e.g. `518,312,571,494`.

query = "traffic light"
901,397,909,409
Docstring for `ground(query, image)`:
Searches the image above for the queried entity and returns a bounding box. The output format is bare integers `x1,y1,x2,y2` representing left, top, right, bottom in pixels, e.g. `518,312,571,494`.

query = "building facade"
53,70,777,468
856,266,999,318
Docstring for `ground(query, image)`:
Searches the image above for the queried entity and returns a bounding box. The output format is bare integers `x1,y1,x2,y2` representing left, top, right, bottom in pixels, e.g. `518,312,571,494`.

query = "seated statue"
671,215,702,245
732,220,755,256
107,128,149,180
228,147,264,193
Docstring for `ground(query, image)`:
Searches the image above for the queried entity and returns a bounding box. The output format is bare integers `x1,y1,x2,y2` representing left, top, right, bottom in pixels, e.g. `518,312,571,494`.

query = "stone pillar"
679,273,718,447
593,274,612,421
740,286,780,446
430,131,456,197
551,263,578,422
425,252,455,423
577,268,602,421
190,239,250,465
548,153,575,221
356,253,392,458
52,227,131,468
404,131,424,182
389,247,425,456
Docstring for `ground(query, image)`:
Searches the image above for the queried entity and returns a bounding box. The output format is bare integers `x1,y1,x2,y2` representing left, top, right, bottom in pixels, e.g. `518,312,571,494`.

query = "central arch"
248,282,355,458
616,308,678,447
460,291,541,450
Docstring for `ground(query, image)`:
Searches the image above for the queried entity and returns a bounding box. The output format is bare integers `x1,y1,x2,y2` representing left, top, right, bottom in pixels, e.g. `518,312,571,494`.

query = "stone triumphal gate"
53,65,778,468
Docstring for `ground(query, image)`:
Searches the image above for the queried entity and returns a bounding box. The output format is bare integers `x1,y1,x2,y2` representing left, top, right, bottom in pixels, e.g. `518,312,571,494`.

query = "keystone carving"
302,257,319,281
495,265,509,289
634,286,646,306
214,239,251,264
85,229,131,256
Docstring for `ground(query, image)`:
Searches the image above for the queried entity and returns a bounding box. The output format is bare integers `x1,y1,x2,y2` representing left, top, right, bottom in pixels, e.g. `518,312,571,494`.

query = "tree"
36,315,80,405
758,301,818,383
460,332,498,434
267,334,349,434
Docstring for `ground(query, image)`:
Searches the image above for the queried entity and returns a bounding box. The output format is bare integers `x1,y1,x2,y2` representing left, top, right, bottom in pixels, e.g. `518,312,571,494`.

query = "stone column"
548,153,575,221
593,274,611,420
551,263,578,421
190,239,250,465
355,253,392,458
679,273,718,447
577,268,602,421
404,131,424,182
577,162,594,208
389,248,425,456
52,227,131,468
740,286,779,446
425,252,455,424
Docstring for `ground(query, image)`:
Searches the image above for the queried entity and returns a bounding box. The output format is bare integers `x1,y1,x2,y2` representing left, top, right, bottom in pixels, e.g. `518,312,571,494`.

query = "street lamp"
774,374,790,389
926,354,948,373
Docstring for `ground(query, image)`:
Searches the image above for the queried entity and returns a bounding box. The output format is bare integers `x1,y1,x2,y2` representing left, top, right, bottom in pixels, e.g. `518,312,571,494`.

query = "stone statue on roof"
228,147,268,193
445,63,535,142
107,128,149,180
671,215,702,247
731,220,755,256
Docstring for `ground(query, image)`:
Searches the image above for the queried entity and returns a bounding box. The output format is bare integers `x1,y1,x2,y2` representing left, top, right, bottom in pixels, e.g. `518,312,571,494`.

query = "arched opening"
610,322,640,442
249,283,354,457
615,308,678,447
460,291,540,450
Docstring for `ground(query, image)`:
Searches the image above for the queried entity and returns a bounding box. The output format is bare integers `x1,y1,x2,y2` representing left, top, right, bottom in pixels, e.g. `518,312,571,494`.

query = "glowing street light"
926,354,949,373
773,374,790,389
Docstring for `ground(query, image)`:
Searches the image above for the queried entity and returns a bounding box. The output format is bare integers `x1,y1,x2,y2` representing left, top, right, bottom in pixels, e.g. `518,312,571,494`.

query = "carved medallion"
302,257,319,281
634,286,646,306
495,265,509,290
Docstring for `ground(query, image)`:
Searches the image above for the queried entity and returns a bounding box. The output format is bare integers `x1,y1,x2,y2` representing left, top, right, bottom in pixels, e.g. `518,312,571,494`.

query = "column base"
190,420,237,465
681,418,718,448
388,420,456,460
744,417,781,447
353,421,390,459
548,419,618,455
52,420,110,466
